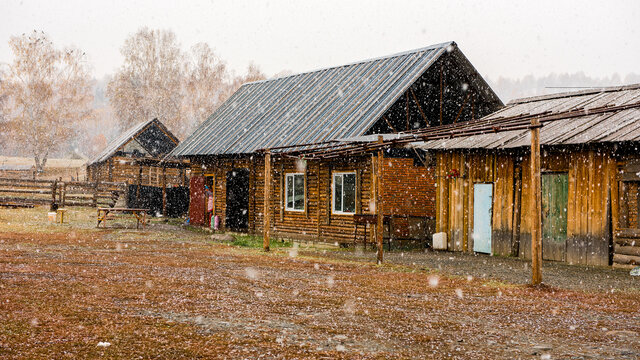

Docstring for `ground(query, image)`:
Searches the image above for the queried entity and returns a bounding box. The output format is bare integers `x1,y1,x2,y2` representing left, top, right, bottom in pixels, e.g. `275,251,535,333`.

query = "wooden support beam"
405,92,410,131
376,136,384,265
382,115,398,133
136,164,142,206
439,65,443,126
162,166,167,217
530,118,543,285
51,179,57,205
279,162,284,222
212,172,217,220
316,161,322,240
453,93,471,123
410,87,428,125
304,164,309,219
263,152,272,252
471,92,476,121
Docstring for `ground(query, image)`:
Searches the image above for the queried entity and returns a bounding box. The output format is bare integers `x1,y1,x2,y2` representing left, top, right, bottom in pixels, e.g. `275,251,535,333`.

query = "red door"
189,175,205,226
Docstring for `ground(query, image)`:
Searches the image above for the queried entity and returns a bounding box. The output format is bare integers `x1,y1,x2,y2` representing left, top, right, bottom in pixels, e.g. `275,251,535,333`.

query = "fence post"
51,180,57,205
62,183,66,207
92,181,98,207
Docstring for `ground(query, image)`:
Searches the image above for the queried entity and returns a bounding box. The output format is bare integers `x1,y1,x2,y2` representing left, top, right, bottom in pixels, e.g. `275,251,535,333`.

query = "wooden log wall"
267,156,375,243
192,153,437,244
89,156,188,187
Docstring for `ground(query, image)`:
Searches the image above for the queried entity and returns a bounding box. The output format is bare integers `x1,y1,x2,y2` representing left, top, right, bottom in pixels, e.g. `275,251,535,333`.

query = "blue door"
473,183,493,254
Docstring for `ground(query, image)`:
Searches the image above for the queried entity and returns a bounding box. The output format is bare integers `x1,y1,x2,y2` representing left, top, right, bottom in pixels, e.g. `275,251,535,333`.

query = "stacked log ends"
613,228,640,269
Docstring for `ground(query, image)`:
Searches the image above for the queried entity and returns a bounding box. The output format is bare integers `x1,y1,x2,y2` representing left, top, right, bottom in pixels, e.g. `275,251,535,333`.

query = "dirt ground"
1,207,639,359
301,247,640,293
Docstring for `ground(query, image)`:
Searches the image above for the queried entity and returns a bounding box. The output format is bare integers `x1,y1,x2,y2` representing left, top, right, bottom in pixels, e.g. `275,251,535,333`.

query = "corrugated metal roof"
88,118,178,165
414,85,640,151
171,42,461,157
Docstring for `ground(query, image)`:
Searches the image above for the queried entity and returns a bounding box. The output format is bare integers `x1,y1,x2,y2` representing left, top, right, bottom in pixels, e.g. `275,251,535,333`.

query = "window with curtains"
332,172,356,214
285,173,305,211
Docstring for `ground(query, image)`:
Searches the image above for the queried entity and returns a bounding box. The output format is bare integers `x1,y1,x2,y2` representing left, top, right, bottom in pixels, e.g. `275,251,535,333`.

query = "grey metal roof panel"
171,42,455,156
413,85,640,151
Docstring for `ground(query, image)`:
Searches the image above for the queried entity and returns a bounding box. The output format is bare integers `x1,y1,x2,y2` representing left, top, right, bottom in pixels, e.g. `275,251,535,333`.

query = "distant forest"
487,72,640,103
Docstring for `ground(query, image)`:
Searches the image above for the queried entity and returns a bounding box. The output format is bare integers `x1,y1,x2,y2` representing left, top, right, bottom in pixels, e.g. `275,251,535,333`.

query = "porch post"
376,136,384,264
530,118,543,285
162,165,167,217
263,152,272,252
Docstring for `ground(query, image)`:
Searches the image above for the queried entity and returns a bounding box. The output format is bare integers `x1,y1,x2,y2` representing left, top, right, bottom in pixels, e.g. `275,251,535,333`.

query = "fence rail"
0,177,126,207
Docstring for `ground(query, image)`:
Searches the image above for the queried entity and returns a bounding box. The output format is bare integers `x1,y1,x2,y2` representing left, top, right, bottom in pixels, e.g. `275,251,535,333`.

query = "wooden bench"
97,208,148,229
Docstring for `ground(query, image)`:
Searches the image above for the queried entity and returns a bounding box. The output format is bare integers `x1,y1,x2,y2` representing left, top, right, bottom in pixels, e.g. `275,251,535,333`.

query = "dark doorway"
226,168,250,230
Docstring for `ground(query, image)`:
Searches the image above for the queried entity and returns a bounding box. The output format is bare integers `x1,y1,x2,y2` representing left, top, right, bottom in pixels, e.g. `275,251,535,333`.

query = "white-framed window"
285,173,305,211
332,172,356,214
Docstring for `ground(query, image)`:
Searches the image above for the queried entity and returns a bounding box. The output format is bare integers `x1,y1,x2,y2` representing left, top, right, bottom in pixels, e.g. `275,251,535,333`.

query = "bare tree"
108,28,269,139
107,28,184,136
0,31,94,172
182,43,230,136
221,62,267,104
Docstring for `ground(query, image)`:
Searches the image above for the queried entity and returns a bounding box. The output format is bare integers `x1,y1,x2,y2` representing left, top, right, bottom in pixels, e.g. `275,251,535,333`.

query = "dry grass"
1,207,639,359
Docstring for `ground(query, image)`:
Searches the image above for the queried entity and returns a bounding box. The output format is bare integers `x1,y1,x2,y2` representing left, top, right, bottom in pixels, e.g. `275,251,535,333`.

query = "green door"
542,173,568,261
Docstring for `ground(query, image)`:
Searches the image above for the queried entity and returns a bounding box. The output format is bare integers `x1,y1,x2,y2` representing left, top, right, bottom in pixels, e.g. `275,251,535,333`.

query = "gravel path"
301,248,640,292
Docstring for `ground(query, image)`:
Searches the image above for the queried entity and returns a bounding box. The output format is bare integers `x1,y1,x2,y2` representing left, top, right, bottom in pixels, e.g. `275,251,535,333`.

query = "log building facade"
413,85,640,267
172,42,503,245
87,118,189,216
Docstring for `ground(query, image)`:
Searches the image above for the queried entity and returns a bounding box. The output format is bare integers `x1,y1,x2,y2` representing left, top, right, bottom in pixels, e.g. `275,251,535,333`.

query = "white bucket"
47,212,57,223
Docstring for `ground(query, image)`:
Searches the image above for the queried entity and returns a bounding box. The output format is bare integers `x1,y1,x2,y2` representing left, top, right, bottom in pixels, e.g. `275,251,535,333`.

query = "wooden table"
97,208,148,229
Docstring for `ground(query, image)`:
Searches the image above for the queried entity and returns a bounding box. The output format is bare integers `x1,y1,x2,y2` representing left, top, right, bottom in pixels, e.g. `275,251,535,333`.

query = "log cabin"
170,42,503,246
406,84,640,267
86,118,189,216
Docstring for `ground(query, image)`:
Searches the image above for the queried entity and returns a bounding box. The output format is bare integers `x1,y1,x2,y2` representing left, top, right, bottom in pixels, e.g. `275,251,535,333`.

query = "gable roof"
88,118,179,165
171,42,501,157
414,84,640,150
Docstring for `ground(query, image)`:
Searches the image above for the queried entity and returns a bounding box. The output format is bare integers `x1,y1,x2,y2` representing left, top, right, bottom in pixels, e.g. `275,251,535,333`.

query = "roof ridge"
508,83,640,105
242,41,455,86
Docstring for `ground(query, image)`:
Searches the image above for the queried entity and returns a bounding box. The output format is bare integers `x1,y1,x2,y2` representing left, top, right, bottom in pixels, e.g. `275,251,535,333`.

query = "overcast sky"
1,0,639,82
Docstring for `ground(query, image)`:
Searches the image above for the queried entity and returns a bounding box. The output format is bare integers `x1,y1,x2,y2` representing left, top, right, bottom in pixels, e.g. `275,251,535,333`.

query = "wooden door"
473,183,493,254
542,173,568,261
189,175,205,226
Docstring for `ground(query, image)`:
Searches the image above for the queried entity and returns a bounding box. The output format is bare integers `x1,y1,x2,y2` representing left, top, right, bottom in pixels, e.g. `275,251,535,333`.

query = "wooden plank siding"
436,151,515,254
436,147,615,266
190,153,437,244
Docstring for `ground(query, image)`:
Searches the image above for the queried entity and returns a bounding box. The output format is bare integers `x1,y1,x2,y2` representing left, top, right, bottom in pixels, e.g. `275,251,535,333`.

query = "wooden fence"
0,177,126,207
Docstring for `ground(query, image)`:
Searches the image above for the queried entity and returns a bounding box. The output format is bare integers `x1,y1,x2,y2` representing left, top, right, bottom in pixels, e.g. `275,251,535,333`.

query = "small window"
285,173,305,211
333,172,356,214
